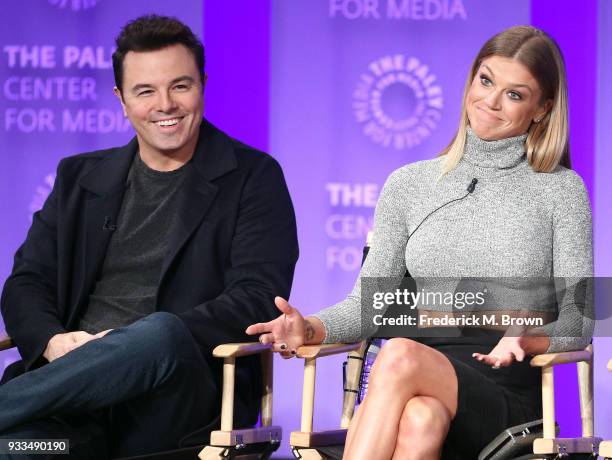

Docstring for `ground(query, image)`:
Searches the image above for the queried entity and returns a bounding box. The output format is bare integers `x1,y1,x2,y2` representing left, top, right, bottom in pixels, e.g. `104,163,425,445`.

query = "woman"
247,26,592,459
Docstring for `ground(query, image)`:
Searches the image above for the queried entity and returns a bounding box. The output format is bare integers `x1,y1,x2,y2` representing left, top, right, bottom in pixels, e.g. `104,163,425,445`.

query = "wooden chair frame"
529,344,600,457
199,343,281,460
0,333,281,460
289,342,365,460
289,340,601,460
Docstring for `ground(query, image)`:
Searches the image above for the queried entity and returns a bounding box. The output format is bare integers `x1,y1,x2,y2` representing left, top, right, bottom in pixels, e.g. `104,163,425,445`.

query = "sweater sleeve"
540,171,594,353
312,167,410,343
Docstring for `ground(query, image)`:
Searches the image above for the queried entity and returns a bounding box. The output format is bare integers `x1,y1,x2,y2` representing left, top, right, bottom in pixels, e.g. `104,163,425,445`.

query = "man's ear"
114,86,128,117
202,73,208,93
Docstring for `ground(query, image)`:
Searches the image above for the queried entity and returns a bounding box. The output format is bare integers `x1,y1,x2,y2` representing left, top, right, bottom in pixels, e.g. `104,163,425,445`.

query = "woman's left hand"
472,336,526,369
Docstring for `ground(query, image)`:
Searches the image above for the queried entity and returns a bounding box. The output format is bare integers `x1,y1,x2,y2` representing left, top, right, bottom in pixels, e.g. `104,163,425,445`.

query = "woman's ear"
534,99,553,123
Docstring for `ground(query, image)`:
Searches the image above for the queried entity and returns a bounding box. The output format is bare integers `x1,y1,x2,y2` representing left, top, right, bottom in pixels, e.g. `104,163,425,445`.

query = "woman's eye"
479,75,492,86
508,91,522,100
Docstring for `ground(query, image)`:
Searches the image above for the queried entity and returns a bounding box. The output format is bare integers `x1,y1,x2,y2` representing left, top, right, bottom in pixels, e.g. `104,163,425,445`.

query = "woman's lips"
476,106,502,121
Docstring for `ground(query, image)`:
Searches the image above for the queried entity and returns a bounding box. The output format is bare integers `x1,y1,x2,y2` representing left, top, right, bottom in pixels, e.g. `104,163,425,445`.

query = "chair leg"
199,446,227,460
292,448,328,460
199,446,272,460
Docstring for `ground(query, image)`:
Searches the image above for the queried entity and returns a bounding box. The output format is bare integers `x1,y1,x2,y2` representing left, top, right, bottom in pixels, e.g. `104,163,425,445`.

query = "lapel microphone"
102,216,117,232
407,178,478,241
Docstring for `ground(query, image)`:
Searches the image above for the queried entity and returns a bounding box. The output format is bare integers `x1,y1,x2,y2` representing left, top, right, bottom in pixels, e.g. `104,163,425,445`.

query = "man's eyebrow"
130,76,196,93
170,75,196,85
481,64,533,93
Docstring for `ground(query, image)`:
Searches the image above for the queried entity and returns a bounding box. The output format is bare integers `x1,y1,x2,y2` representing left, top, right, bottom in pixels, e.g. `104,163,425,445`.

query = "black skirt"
416,329,542,459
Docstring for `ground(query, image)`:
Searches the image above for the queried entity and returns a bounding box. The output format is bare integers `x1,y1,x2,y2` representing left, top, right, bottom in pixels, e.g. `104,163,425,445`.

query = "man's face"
115,44,204,161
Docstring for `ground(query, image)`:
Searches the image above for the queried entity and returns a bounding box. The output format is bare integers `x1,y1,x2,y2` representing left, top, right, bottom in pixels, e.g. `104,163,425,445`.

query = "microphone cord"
407,178,478,242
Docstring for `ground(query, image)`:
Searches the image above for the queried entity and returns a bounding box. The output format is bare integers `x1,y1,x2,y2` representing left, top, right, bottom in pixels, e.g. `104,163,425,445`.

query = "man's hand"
246,297,309,358
43,329,113,362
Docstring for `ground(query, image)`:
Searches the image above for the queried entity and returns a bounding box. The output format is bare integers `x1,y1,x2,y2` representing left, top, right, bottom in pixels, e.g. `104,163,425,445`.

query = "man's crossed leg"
0,312,218,459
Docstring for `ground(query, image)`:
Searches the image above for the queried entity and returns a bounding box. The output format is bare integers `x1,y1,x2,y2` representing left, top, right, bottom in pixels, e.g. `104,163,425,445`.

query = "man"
0,15,298,458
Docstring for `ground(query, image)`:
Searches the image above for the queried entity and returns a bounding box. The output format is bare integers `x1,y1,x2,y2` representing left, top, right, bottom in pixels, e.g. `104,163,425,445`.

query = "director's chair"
288,340,599,460
288,233,600,460
0,334,281,460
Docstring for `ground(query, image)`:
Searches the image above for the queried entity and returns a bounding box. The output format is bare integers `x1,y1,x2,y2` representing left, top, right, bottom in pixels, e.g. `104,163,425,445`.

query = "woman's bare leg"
344,399,364,448
342,338,458,460
391,396,451,460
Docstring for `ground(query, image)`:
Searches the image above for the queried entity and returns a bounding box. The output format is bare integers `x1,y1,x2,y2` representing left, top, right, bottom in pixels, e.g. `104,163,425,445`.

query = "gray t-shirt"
78,154,188,333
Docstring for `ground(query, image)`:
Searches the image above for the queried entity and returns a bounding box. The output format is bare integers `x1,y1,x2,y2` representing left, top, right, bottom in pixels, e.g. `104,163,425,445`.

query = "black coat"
1,119,299,422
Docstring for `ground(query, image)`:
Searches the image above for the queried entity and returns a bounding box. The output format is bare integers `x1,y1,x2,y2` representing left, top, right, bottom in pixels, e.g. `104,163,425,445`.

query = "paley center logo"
29,173,56,221
48,0,102,11
353,54,443,150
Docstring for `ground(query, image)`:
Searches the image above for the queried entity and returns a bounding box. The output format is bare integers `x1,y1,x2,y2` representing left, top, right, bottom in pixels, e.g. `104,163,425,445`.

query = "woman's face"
466,55,551,141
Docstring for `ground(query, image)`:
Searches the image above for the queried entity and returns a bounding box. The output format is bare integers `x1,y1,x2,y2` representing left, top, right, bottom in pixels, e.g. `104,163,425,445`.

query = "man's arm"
176,155,299,350
1,160,67,369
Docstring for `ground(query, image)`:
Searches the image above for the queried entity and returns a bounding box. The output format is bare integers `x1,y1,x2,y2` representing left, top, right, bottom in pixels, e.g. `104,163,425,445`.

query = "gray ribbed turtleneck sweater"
313,128,593,353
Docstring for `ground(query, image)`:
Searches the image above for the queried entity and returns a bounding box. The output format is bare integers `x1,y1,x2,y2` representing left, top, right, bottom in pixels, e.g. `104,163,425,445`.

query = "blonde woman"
248,26,592,459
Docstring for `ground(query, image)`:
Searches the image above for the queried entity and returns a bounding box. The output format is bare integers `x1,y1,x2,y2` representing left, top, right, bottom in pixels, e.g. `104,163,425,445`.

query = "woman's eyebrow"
482,64,533,93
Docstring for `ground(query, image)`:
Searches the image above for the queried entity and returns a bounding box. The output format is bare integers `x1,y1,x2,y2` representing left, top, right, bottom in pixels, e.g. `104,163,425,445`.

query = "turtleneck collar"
463,126,528,170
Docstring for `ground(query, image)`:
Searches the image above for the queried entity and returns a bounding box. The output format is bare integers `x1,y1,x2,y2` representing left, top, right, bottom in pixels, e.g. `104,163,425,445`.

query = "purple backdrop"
594,0,612,439
530,0,600,440
1,0,610,455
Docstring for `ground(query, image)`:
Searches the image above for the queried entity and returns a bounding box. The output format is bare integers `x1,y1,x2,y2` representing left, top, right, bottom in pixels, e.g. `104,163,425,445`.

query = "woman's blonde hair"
440,26,571,175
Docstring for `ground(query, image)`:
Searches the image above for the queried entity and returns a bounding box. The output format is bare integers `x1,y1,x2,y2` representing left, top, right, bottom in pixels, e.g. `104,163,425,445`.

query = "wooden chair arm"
294,342,365,437
533,345,594,445
0,332,14,351
530,348,592,367
295,343,362,359
213,342,271,358
212,342,275,433
205,342,282,452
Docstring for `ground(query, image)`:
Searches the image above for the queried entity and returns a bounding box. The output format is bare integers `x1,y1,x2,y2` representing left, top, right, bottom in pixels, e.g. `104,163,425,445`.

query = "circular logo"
48,0,102,11
353,54,444,150
29,173,56,221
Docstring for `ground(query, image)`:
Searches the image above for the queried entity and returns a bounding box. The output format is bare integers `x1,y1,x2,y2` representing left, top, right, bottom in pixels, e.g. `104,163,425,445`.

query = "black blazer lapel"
67,139,136,326
158,120,238,287
159,169,218,284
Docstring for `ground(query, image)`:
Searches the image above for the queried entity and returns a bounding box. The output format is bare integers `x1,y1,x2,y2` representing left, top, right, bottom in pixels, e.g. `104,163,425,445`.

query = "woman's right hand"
246,296,306,358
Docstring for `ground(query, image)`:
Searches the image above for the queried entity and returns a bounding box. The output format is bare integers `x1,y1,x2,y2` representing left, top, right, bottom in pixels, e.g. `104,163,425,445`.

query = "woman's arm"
246,166,414,350
303,316,327,345
473,171,593,367
521,334,551,355
541,171,593,353
312,167,412,343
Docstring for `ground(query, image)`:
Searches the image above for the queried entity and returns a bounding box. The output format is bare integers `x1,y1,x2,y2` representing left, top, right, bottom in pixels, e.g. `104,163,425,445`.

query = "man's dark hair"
112,15,205,94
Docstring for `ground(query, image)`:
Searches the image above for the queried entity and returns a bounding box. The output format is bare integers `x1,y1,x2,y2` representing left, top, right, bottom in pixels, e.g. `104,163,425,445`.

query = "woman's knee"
397,397,451,447
369,338,424,388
